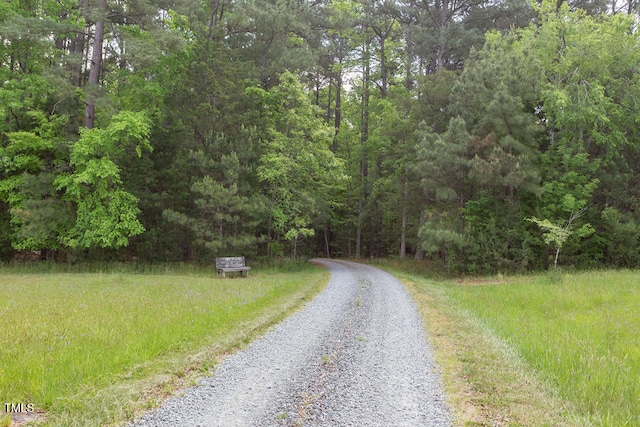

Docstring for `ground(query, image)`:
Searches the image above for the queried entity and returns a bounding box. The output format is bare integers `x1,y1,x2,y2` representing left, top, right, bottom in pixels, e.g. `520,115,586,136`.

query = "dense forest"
2,0,640,272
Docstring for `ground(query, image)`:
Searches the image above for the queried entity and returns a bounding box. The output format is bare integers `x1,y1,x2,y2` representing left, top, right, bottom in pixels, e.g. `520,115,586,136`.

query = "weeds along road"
128,259,452,427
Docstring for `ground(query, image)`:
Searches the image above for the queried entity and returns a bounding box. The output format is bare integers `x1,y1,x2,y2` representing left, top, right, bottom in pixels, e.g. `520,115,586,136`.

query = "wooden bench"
215,256,251,278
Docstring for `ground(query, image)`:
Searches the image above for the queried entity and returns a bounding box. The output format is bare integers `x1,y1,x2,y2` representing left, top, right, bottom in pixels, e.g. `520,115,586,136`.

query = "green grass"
379,258,639,426
0,263,328,426
447,270,640,426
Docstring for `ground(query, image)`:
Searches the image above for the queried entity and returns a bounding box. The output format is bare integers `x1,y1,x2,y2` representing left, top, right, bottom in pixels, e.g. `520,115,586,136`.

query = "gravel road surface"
128,259,452,427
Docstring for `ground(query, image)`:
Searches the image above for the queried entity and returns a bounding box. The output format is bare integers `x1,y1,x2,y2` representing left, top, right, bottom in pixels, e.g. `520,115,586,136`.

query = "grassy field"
0,262,328,426
3,260,638,427
448,271,640,426
381,260,640,427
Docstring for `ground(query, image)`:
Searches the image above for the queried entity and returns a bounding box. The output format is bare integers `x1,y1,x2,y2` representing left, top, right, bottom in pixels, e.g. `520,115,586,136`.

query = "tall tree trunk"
293,236,298,258
206,0,226,48
400,169,408,258
332,71,342,153
326,77,332,121
85,0,106,129
379,36,387,99
405,32,414,90
356,158,366,258
372,21,392,98
324,228,331,258
356,38,371,258
436,0,449,72
73,1,88,88
415,195,428,260
400,42,413,258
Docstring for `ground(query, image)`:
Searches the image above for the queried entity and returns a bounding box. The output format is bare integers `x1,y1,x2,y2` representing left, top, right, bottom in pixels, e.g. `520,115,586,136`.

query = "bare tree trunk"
85,0,106,129
206,0,219,47
404,32,414,90
372,21,392,99
332,72,342,153
356,38,371,259
436,0,448,72
324,228,331,258
356,162,365,258
379,36,387,99
293,236,298,258
219,214,224,243
73,5,88,88
415,195,428,260
326,77,332,120
400,173,408,258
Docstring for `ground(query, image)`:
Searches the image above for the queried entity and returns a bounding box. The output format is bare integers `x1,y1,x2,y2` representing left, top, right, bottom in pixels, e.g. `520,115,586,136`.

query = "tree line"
2,0,640,272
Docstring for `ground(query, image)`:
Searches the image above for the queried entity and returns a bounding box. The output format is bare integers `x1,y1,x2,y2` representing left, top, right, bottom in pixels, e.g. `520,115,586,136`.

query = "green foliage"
527,4,640,150
0,113,71,252
10,173,73,251
529,215,595,249
540,144,599,218
56,111,151,249
415,117,469,204
528,207,596,270
257,71,347,256
528,217,571,248
411,3,640,271
164,172,266,255
2,0,640,268
599,207,640,265
418,224,466,257
414,117,471,267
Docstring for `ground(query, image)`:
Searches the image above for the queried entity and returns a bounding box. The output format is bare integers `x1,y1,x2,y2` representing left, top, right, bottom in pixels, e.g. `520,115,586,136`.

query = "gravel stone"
127,259,452,427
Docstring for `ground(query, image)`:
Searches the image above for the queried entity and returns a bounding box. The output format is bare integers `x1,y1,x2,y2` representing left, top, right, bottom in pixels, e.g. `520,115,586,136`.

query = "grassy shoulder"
374,260,577,427
379,259,640,427
0,261,328,427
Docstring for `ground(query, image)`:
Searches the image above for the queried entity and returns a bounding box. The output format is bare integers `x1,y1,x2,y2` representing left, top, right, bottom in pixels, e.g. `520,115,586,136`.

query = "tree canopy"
2,0,640,270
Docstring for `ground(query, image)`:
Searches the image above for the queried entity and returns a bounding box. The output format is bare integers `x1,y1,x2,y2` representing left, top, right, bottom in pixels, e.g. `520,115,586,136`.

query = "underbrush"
1,256,317,276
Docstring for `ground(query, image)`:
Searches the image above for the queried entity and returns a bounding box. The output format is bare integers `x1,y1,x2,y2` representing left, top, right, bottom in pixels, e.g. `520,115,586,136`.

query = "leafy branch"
528,207,594,270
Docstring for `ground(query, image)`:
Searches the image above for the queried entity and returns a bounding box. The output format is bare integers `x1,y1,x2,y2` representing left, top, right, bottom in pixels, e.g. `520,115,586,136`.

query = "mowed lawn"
447,270,640,426
0,264,328,426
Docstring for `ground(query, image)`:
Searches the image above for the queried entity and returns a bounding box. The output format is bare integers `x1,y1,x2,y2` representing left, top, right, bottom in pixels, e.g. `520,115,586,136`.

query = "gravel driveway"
128,259,452,427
